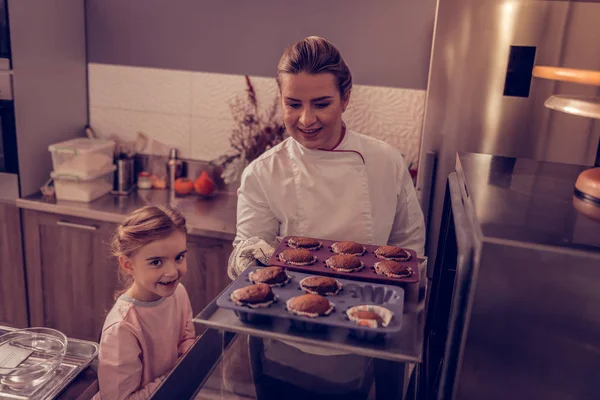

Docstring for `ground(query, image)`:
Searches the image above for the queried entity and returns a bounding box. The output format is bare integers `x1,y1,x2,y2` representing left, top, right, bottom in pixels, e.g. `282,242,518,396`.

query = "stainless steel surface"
457,152,600,249
417,151,436,225
194,258,428,364
0,59,10,71
436,172,476,400
0,325,99,400
443,153,600,400
545,94,600,119
9,0,88,197
56,220,98,231
167,148,183,190
0,172,18,203
0,70,13,100
16,190,237,240
418,0,600,266
115,158,134,193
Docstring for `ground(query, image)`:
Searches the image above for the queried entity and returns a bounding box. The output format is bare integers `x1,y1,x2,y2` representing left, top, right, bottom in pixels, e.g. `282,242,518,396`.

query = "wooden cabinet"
0,203,29,328
22,210,118,341
183,235,232,319
21,209,233,340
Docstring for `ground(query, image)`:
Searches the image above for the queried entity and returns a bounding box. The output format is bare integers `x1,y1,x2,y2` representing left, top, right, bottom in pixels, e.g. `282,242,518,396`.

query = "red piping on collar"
317,125,366,164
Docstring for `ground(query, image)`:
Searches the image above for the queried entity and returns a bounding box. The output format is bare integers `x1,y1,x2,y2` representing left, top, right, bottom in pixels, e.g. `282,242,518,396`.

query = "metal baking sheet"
268,236,420,285
195,258,427,363
216,267,404,337
0,326,99,400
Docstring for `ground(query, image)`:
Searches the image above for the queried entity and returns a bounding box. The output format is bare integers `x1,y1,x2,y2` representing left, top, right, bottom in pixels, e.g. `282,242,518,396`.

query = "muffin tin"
268,236,419,284
216,267,405,340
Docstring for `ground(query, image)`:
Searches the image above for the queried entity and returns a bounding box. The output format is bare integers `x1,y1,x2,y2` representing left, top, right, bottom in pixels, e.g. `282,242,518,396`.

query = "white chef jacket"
234,128,425,255
233,129,426,385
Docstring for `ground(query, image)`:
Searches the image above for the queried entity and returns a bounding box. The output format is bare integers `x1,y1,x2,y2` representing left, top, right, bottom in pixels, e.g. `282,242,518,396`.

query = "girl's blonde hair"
111,205,187,298
276,36,352,100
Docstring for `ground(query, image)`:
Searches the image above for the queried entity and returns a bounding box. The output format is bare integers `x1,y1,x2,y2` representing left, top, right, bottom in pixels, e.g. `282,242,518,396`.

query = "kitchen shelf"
533,66,600,86
544,95,600,120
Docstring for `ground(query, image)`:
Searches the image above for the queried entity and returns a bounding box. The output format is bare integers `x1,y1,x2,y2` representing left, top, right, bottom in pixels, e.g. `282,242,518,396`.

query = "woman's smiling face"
279,71,350,150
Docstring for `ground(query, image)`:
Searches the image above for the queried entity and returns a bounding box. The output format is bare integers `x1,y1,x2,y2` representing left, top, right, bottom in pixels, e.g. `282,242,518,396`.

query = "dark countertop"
456,152,600,251
16,189,238,241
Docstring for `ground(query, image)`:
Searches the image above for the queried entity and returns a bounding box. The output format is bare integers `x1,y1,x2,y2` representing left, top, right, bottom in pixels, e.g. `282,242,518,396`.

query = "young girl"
94,205,196,400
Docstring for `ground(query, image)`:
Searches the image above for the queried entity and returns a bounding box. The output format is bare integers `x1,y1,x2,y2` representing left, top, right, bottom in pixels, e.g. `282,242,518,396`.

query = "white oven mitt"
227,237,281,280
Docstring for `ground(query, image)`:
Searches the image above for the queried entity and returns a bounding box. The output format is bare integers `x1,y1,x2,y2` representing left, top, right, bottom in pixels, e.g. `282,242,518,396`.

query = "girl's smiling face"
279,71,350,150
120,231,188,302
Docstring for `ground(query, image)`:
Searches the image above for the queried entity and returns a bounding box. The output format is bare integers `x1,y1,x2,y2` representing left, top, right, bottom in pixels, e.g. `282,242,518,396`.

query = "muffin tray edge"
216,267,405,337
268,236,420,284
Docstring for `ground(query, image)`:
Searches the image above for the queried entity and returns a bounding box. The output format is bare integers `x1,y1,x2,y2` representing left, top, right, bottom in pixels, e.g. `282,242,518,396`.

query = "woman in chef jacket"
229,36,426,399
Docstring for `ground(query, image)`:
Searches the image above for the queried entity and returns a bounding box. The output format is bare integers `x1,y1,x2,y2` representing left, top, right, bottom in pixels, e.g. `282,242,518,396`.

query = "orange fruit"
174,177,194,195
194,171,216,196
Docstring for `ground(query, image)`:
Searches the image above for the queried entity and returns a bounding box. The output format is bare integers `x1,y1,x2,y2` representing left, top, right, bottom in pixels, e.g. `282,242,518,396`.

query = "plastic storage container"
49,138,115,178
51,165,116,202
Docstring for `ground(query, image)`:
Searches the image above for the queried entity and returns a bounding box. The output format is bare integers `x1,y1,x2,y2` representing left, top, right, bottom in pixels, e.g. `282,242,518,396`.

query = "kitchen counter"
16,189,237,241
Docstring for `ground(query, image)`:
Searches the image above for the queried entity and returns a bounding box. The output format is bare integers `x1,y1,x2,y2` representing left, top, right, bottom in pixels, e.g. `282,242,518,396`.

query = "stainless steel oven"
0,0,18,201
0,70,18,201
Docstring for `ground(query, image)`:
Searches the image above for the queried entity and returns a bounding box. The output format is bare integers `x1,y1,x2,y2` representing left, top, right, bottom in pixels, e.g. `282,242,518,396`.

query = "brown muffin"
286,294,334,317
325,254,364,273
231,283,275,308
331,241,365,256
287,236,322,250
248,266,290,287
299,276,342,296
374,260,413,278
374,245,411,261
279,248,317,266
346,305,392,328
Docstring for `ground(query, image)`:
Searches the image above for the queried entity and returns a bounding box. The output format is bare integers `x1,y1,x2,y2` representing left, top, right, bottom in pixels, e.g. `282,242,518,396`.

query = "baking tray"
268,236,420,285
216,267,404,340
194,257,427,363
0,326,99,400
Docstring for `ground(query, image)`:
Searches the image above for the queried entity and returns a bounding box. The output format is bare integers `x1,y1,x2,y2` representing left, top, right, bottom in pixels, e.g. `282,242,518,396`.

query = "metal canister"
114,157,134,193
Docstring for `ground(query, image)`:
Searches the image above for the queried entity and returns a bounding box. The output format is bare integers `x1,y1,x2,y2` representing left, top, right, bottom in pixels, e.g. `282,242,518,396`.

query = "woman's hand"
227,237,276,279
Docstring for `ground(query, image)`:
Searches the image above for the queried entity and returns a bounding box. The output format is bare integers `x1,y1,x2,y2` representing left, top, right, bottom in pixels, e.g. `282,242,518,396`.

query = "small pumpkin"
194,171,217,196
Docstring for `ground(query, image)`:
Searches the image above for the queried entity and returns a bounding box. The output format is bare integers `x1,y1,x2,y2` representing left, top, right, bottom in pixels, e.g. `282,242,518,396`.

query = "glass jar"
137,171,153,190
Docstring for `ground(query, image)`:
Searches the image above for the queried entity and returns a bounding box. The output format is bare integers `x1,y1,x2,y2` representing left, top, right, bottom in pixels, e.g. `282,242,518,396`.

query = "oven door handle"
56,220,98,231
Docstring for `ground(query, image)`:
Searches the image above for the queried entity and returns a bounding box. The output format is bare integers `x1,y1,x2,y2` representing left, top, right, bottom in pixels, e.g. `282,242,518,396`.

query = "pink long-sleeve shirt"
94,283,196,400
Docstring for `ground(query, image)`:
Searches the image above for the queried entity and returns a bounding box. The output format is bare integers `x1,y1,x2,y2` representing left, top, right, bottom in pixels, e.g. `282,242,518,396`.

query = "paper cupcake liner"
279,254,318,266
287,240,323,251
374,262,414,278
325,258,364,273
299,277,343,296
231,293,277,309
346,305,393,328
374,251,411,261
286,299,335,318
331,242,366,256
248,270,291,287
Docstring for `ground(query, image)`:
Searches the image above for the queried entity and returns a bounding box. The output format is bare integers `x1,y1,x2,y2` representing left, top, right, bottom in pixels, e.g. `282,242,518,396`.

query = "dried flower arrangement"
210,75,287,184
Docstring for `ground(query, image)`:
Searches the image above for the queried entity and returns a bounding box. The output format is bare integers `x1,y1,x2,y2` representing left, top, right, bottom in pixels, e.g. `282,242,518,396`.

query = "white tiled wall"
88,63,426,165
